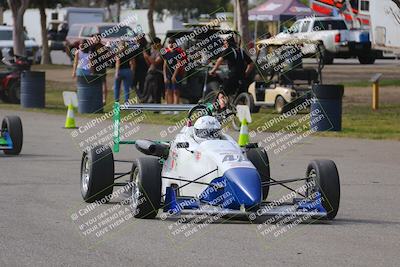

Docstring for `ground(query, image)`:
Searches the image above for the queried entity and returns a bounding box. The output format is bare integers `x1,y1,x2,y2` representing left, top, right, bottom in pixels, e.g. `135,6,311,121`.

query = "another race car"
80,103,340,221
0,115,23,155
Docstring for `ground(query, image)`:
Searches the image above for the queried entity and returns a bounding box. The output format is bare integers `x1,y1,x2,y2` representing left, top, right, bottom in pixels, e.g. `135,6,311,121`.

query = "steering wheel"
187,104,213,121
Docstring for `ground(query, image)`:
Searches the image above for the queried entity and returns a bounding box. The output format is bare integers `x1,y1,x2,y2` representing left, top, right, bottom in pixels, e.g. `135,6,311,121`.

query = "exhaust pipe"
135,140,169,159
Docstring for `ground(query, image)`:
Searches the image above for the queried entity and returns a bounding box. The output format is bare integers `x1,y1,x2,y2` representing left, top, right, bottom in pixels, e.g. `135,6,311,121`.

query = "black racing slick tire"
306,159,340,220
130,157,162,219
80,145,115,203
2,116,23,155
246,148,270,200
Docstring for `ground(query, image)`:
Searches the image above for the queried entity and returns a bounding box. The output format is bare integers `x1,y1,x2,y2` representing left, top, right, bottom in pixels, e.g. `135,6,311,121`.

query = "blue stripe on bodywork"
200,168,262,210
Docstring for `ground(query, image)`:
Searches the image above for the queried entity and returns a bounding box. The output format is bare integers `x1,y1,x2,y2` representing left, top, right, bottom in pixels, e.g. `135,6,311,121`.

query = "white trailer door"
369,0,400,53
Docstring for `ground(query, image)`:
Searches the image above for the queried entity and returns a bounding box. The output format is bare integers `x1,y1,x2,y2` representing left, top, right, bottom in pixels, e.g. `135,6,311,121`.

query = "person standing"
72,39,91,78
132,36,149,100
89,34,111,105
163,37,186,107
209,36,254,96
142,37,164,104
114,41,135,103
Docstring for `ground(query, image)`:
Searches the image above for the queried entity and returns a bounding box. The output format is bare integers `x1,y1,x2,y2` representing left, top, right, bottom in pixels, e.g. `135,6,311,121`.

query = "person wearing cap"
209,36,254,96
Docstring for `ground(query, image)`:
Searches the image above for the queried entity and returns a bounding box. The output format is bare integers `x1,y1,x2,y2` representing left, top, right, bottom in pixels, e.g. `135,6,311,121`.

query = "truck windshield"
313,20,348,31
0,30,29,41
99,26,135,38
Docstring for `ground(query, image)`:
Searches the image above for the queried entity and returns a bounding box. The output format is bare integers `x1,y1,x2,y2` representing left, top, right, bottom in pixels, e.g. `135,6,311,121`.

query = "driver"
193,116,222,143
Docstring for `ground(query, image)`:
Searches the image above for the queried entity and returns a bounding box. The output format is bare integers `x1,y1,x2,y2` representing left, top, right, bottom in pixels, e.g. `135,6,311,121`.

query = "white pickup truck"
276,16,376,64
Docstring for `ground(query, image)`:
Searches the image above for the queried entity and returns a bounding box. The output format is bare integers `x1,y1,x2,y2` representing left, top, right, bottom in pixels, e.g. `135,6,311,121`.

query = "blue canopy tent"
249,0,314,39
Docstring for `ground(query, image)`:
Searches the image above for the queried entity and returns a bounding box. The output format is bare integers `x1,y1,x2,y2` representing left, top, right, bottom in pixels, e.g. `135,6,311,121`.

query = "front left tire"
306,159,340,220
80,145,115,203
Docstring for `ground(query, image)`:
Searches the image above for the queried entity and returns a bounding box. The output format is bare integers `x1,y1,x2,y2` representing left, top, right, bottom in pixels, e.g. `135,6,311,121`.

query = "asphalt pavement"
0,109,399,267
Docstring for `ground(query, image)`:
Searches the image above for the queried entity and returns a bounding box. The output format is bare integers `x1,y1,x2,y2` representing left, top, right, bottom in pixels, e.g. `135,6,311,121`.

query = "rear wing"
112,102,196,153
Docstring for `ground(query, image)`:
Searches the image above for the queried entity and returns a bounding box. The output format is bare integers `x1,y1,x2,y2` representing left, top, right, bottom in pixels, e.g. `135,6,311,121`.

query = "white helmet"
193,116,222,142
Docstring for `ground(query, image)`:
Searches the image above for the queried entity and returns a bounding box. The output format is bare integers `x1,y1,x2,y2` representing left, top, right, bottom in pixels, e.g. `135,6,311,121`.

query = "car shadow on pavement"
333,218,400,226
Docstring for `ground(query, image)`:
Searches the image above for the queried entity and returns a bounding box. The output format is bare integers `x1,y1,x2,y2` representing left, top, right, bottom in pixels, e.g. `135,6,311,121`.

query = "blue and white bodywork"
162,126,262,212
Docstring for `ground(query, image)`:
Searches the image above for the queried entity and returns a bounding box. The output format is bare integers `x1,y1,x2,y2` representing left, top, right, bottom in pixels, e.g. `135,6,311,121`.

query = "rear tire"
2,116,23,155
246,148,270,200
80,145,114,203
130,157,162,219
306,159,340,220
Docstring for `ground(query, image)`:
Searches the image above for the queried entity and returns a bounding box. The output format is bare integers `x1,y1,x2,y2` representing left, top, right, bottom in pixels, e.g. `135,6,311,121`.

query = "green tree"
147,0,156,39
238,0,250,46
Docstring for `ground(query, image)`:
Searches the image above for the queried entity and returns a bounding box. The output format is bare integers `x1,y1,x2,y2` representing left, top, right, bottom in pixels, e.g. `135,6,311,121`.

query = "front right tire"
246,148,270,200
130,157,162,219
306,159,340,220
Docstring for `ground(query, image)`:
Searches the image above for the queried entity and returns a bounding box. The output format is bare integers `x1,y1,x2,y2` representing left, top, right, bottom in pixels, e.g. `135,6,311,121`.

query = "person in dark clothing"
114,41,135,103
163,37,187,106
209,36,254,96
132,36,149,99
89,34,112,104
142,37,164,103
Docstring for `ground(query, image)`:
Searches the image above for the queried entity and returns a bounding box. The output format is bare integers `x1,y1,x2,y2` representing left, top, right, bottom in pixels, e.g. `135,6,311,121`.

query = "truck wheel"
234,92,259,113
319,45,334,65
306,159,340,220
8,81,21,104
2,116,23,155
358,55,376,64
130,157,162,219
246,148,270,200
80,145,114,203
275,95,288,114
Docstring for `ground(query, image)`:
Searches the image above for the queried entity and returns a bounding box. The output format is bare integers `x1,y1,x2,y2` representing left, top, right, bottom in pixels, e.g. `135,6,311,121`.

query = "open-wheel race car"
80,103,340,221
0,115,23,155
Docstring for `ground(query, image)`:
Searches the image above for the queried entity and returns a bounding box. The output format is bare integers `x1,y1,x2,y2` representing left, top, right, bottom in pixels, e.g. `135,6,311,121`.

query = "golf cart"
235,38,324,114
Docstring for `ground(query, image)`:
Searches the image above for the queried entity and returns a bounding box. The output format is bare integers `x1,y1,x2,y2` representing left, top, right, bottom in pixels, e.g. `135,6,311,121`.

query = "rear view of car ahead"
0,116,23,155
79,103,340,222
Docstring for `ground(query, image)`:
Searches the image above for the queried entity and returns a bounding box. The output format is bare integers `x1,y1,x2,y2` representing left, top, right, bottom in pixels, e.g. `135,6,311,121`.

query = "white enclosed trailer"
369,0,400,53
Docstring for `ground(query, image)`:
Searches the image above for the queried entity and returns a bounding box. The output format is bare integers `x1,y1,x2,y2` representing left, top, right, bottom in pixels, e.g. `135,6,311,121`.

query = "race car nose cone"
223,168,262,209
